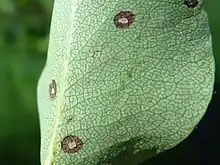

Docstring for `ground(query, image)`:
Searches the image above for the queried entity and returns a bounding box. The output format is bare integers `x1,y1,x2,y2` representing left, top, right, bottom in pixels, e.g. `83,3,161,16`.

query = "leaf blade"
37,0,215,164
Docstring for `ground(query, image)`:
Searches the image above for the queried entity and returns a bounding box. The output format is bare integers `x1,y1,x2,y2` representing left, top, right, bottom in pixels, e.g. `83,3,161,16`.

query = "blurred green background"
0,0,219,165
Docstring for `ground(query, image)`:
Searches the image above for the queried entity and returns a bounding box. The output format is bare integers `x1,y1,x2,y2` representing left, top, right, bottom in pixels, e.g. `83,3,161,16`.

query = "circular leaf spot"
184,0,199,8
61,135,84,154
114,11,135,29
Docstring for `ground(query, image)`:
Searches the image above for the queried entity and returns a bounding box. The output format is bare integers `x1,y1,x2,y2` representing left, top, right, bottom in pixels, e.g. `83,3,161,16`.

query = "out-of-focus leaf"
0,0,14,14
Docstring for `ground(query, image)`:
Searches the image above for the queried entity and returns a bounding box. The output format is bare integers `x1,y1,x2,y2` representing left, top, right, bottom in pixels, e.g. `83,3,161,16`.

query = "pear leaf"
37,0,215,164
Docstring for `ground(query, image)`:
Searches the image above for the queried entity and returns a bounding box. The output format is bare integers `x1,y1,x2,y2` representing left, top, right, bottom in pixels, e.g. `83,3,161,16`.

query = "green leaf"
37,0,215,164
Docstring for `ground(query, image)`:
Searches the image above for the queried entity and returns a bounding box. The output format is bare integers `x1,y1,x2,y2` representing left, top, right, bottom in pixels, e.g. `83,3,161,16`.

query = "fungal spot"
61,135,84,154
114,11,135,29
184,0,199,8
49,79,57,98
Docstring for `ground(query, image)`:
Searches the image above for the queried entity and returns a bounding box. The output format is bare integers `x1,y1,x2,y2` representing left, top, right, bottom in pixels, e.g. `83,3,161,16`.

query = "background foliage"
0,0,219,165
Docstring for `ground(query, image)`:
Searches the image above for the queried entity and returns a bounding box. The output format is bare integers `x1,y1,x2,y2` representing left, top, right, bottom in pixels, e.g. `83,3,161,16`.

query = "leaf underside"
37,0,215,164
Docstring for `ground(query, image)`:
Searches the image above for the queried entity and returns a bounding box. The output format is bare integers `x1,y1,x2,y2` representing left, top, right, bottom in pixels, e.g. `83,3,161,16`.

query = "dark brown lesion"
61,135,84,154
49,79,57,99
114,11,135,29
184,0,199,8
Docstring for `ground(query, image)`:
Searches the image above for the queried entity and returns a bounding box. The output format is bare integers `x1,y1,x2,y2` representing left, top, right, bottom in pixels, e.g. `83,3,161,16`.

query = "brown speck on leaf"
114,11,135,29
184,0,199,8
49,79,57,99
61,135,84,154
